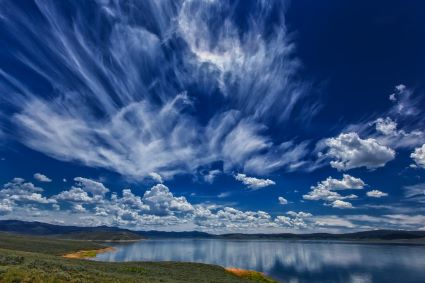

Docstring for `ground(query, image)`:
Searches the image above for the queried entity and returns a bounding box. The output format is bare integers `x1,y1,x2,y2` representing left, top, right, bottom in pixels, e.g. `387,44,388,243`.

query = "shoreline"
62,245,278,282
225,268,277,283
62,247,115,259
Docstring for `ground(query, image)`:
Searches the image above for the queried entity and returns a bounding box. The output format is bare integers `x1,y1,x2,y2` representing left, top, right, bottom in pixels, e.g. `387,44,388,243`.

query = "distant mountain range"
1,220,425,241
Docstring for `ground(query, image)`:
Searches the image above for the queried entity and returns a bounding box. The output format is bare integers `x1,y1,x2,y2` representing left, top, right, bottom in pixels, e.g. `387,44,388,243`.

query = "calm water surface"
93,239,425,283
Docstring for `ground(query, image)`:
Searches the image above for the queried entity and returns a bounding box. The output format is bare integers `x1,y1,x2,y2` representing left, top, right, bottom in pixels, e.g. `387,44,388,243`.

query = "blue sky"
0,0,424,233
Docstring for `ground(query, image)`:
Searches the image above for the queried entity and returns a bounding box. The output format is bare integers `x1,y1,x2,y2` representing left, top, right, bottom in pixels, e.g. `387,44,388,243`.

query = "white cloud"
303,175,363,206
389,84,419,117
374,117,397,135
324,132,395,170
316,174,365,191
286,211,312,218
72,203,86,213
345,214,425,230
74,177,109,196
55,187,92,203
404,183,425,203
148,173,163,184
33,173,52,182
411,144,425,169
366,190,388,198
142,184,194,216
0,0,311,181
234,173,275,189
330,200,353,209
0,200,13,214
395,84,406,92
314,216,356,228
389,84,406,102
278,196,288,205
0,177,319,233
217,192,231,198
336,85,424,152
203,170,221,184
0,178,55,206
178,0,306,122
7,174,425,232
274,211,312,229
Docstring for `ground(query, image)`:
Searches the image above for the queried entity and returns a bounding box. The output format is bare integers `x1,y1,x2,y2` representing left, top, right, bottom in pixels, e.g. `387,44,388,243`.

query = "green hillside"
0,233,277,283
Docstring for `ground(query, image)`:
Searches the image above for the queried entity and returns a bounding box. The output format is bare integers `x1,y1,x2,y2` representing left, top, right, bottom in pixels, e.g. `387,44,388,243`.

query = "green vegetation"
55,231,144,241
0,233,277,283
0,233,104,255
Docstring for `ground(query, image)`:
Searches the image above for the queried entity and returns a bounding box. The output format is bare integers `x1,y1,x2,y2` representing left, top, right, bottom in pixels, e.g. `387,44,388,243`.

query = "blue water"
93,239,425,283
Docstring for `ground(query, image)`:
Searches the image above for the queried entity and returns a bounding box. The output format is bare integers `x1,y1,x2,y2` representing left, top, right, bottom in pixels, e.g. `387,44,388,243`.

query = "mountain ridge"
1,220,425,240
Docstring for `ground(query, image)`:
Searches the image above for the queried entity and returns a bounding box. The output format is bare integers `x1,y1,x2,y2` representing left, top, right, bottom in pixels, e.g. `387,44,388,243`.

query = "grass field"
0,233,278,283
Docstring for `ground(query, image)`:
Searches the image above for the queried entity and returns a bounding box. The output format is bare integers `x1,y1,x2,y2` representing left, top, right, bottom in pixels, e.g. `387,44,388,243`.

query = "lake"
93,238,425,283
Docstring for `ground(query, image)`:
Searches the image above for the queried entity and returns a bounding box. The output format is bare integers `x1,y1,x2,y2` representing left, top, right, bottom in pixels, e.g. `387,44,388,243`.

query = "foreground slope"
0,233,276,283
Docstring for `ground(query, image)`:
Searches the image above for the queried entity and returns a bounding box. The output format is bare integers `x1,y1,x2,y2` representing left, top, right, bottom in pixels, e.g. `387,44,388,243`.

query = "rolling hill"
1,220,425,241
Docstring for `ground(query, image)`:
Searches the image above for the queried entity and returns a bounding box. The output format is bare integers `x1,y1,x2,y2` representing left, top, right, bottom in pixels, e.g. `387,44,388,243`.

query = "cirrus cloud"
0,0,312,180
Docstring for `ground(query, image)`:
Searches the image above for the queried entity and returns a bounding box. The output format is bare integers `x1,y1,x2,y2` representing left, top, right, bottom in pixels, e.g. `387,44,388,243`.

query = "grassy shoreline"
0,232,278,283
62,247,116,259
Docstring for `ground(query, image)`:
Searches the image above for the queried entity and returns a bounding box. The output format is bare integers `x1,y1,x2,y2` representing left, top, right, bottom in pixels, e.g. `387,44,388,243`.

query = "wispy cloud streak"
0,0,310,179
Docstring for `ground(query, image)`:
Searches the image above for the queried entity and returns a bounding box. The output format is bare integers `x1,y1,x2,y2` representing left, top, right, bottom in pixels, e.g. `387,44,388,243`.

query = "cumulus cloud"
0,200,13,215
234,173,276,189
0,178,55,206
303,175,364,207
286,211,312,218
72,204,86,213
278,196,288,205
315,174,365,191
274,211,312,229
324,132,395,171
4,175,425,232
74,177,109,196
33,173,52,182
373,123,425,150
55,187,92,203
411,144,425,169
330,200,353,209
366,190,388,198
0,177,318,232
374,117,397,136
142,184,194,216
329,85,424,154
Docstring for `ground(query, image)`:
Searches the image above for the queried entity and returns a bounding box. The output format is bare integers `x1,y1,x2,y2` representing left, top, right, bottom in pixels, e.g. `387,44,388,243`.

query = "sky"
0,0,424,233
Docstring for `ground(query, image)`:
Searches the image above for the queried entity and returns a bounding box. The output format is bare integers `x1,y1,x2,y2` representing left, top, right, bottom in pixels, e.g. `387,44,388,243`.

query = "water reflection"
94,239,425,283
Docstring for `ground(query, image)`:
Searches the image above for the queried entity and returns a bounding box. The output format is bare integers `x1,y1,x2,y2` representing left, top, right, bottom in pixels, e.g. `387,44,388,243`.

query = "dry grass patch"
226,268,278,283
63,247,115,259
